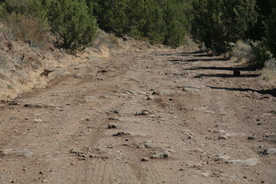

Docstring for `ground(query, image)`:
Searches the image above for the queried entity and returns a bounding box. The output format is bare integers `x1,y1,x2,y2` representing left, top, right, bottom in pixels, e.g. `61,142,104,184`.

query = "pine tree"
192,0,257,54
48,0,98,52
267,0,276,56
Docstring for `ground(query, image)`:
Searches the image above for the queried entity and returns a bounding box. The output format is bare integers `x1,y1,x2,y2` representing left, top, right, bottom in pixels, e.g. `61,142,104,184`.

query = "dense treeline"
191,0,276,67
87,0,192,48
0,0,275,67
0,0,192,51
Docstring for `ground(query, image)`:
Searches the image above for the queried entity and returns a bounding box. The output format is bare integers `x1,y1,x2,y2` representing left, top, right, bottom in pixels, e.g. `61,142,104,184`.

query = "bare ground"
0,49,275,184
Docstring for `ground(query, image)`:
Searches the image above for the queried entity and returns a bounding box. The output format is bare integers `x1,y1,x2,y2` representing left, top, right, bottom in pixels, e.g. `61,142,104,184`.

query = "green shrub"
267,8,276,56
251,41,273,68
48,0,98,52
192,0,257,54
2,0,48,18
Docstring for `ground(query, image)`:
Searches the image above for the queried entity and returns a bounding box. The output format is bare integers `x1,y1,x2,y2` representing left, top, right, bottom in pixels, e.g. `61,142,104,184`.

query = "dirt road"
0,49,275,184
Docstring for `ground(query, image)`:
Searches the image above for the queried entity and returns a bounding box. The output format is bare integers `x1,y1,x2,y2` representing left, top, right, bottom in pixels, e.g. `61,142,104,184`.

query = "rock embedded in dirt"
225,158,259,166
0,148,33,157
98,69,108,73
152,91,160,95
214,155,230,161
74,74,81,78
247,136,256,140
113,132,130,137
141,157,150,162
261,148,276,155
150,149,175,159
108,117,120,121
135,110,152,116
24,103,45,108
108,123,117,129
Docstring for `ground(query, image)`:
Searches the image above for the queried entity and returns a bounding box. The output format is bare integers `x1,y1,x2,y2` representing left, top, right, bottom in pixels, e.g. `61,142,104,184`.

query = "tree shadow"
170,57,230,63
208,86,276,97
185,66,256,72
194,74,259,78
179,50,207,55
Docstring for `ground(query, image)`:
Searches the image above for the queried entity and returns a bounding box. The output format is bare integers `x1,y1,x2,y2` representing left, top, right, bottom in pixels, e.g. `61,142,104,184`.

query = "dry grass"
3,13,50,48
262,58,276,84
231,40,254,62
92,30,120,49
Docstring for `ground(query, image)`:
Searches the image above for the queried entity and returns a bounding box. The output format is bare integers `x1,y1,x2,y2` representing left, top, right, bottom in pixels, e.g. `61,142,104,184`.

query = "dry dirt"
0,49,276,184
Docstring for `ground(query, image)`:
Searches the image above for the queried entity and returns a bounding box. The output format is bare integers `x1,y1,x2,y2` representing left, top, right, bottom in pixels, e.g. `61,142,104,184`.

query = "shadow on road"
208,86,276,97
194,74,259,78
185,66,256,72
170,57,230,63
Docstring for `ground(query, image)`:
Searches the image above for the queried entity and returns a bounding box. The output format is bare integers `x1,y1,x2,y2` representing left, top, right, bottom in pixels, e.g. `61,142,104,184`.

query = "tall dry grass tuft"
3,13,50,47
262,58,276,84
231,40,254,62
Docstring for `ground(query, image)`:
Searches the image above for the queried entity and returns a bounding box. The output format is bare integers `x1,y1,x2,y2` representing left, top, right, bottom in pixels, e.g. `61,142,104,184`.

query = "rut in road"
0,49,275,184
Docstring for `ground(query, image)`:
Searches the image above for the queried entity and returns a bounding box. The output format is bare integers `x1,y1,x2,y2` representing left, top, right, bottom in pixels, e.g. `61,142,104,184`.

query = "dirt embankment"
0,47,275,184
0,30,155,102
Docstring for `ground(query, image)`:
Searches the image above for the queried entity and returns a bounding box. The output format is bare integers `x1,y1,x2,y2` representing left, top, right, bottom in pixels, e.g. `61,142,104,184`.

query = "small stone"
152,91,160,95
136,110,152,116
225,158,259,166
39,171,43,175
233,69,241,76
34,119,43,123
150,149,175,159
214,155,230,161
247,136,256,140
0,148,33,157
108,123,117,129
108,117,120,121
218,135,227,140
261,148,276,155
98,69,108,73
113,132,130,137
78,157,86,160
141,157,150,162
74,74,81,78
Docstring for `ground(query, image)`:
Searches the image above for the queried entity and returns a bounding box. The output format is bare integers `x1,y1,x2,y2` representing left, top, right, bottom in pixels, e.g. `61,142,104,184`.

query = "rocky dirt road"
0,49,275,184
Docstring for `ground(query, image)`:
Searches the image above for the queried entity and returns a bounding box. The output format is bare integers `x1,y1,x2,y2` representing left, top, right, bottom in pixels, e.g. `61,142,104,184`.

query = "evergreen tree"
247,0,272,41
192,0,257,54
267,0,276,56
48,0,98,52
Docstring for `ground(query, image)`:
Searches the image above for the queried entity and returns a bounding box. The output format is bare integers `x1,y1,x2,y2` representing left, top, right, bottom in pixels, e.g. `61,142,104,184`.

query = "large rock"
0,148,33,157
225,158,259,166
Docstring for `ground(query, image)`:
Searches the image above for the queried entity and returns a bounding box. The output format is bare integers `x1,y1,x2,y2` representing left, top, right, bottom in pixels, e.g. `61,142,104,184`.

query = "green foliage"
250,41,272,68
2,0,48,18
267,2,276,56
246,0,272,41
48,0,98,52
88,0,191,48
192,0,257,54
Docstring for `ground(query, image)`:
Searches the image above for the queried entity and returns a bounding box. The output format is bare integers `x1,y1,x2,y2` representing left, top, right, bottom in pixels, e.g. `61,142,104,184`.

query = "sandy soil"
0,49,275,184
